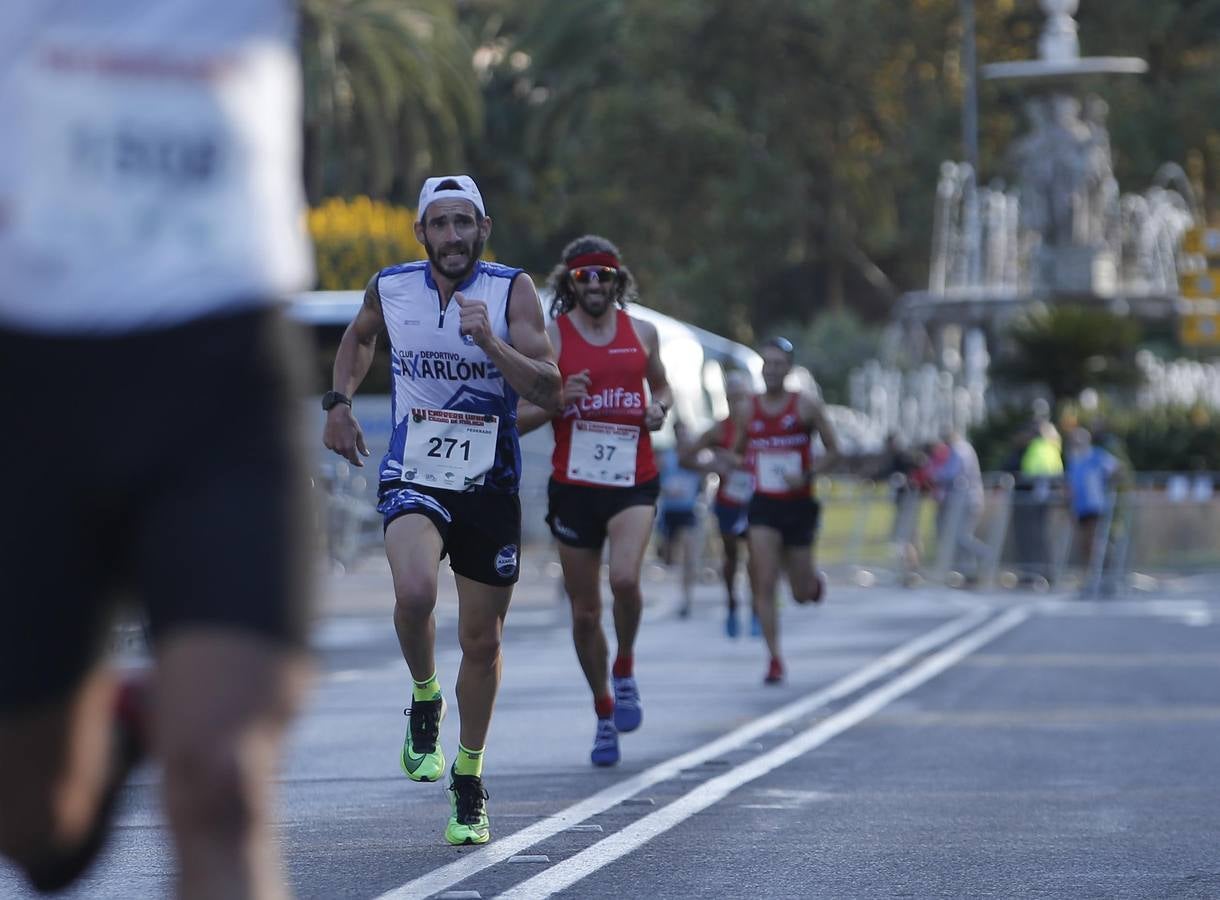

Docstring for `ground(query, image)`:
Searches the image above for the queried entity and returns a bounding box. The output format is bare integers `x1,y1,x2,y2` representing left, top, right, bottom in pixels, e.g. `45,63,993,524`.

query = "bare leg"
452,576,512,750
558,543,609,699
679,524,701,614
0,668,119,888
157,629,310,900
785,542,818,602
385,515,445,682
748,525,784,662
605,505,655,655
721,531,741,613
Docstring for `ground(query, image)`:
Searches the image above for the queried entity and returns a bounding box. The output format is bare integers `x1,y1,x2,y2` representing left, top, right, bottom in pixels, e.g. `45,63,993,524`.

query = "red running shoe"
763,657,785,685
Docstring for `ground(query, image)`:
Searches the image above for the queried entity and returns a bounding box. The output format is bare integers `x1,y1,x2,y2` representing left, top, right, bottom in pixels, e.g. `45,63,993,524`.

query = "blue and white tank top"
0,0,312,334
378,260,525,494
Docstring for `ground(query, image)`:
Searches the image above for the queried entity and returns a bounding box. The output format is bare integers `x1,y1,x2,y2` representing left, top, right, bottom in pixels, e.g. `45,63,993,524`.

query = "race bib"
402,408,499,490
567,420,640,487
720,469,755,504
756,450,802,493
11,43,291,271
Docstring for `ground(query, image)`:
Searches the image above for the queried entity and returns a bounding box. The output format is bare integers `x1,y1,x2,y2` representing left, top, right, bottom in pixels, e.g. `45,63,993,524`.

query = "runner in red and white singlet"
738,337,839,685
681,369,756,637
518,235,672,769
550,307,659,488
745,392,813,500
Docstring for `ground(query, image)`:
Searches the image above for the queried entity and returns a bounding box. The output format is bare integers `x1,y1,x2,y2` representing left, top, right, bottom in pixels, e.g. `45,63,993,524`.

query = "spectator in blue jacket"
1065,427,1121,576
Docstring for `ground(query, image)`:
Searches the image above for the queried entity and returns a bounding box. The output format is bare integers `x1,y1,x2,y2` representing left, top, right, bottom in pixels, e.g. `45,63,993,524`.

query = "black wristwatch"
321,390,352,411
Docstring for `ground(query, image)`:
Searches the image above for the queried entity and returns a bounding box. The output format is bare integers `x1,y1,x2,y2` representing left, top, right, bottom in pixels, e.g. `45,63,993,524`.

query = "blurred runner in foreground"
0,2,315,896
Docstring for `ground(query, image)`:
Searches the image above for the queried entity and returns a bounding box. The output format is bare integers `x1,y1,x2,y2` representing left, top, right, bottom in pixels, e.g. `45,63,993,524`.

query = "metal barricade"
1119,474,1220,580
314,461,1220,591
831,470,1220,595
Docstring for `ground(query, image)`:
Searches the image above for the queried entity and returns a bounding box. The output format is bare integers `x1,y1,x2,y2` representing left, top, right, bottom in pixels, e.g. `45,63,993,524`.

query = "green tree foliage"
779,309,884,404
1075,0,1220,218
1119,405,1220,471
299,0,1220,340
990,305,1144,404
301,0,481,202
971,403,1220,473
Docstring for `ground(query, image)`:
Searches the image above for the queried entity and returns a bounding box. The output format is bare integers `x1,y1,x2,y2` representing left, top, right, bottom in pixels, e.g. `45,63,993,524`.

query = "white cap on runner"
417,175,486,219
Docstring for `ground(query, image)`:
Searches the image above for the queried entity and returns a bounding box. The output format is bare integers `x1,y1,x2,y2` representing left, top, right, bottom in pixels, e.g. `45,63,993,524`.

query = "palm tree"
990,305,1145,405
301,0,482,202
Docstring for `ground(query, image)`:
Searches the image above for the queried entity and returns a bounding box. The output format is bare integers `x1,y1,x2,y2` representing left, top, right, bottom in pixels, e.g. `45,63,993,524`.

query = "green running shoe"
400,696,446,782
445,767,490,845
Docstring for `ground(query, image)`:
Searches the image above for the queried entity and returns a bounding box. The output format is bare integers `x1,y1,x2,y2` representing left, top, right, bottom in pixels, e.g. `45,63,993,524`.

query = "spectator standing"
933,431,990,584
1065,427,1121,590
1017,420,1064,585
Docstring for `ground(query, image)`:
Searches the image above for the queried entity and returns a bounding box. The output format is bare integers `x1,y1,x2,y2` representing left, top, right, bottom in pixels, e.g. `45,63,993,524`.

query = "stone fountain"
852,0,1201,444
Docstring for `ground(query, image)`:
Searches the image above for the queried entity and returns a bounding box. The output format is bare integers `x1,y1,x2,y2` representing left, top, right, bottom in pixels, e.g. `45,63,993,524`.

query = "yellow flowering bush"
308,196,426,290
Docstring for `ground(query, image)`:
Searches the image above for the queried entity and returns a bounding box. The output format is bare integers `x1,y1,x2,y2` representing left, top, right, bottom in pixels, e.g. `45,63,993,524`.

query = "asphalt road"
2,563,1218,900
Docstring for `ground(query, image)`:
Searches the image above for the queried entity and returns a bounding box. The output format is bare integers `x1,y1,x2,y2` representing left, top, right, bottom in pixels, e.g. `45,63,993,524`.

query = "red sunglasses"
569,266,619,284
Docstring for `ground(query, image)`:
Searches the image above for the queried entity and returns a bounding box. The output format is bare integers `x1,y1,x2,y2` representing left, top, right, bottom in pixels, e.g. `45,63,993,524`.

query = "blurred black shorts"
0,307,315,713
747,494,821,547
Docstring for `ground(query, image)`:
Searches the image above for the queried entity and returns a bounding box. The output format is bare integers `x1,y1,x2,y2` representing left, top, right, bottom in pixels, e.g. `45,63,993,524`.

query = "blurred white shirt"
0,0,313,334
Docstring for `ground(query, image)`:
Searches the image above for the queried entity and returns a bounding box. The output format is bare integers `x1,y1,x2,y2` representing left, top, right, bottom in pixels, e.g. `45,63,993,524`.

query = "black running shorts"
747,494,822,547
378,483,522,586
0,307,315,713
546,477,660,549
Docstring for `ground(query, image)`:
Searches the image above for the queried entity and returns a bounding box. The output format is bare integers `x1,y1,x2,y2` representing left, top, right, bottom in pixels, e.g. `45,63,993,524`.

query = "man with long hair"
518,235,672,767
323,175,561,845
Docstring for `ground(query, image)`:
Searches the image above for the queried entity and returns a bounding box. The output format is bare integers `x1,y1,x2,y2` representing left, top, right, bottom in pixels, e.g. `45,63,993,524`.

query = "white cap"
417,175,486,220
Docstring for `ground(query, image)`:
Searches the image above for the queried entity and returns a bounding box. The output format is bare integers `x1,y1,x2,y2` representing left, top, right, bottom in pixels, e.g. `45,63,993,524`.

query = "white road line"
499,607,1030,900
374,606,993,900
1035,598,1212,626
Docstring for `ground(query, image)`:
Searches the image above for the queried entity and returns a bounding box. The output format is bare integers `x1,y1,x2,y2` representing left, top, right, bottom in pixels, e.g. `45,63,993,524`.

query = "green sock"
412,672,441,702
453,743,484,777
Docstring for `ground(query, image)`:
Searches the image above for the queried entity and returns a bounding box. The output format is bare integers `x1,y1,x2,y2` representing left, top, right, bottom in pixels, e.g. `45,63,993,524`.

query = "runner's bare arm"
517,320,564,435
633,318,672,431
680,420,728,472
801,391,841,472
332,273,386,397
476,274,561,416
323,273,386,466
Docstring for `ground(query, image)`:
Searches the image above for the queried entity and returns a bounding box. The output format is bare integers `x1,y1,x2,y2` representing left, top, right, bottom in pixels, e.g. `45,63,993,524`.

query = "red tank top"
715,417,754,507
551,309,658,487
744,393,812,499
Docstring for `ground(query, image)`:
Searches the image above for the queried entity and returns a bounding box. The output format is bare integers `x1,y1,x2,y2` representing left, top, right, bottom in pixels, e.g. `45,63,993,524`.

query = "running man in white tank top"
0,2,314,897
323,175,561,846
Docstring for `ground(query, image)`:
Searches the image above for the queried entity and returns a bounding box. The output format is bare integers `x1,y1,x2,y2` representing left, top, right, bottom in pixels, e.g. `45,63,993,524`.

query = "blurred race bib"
720,469,754,504
755,450,801,493
11,42,291,271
